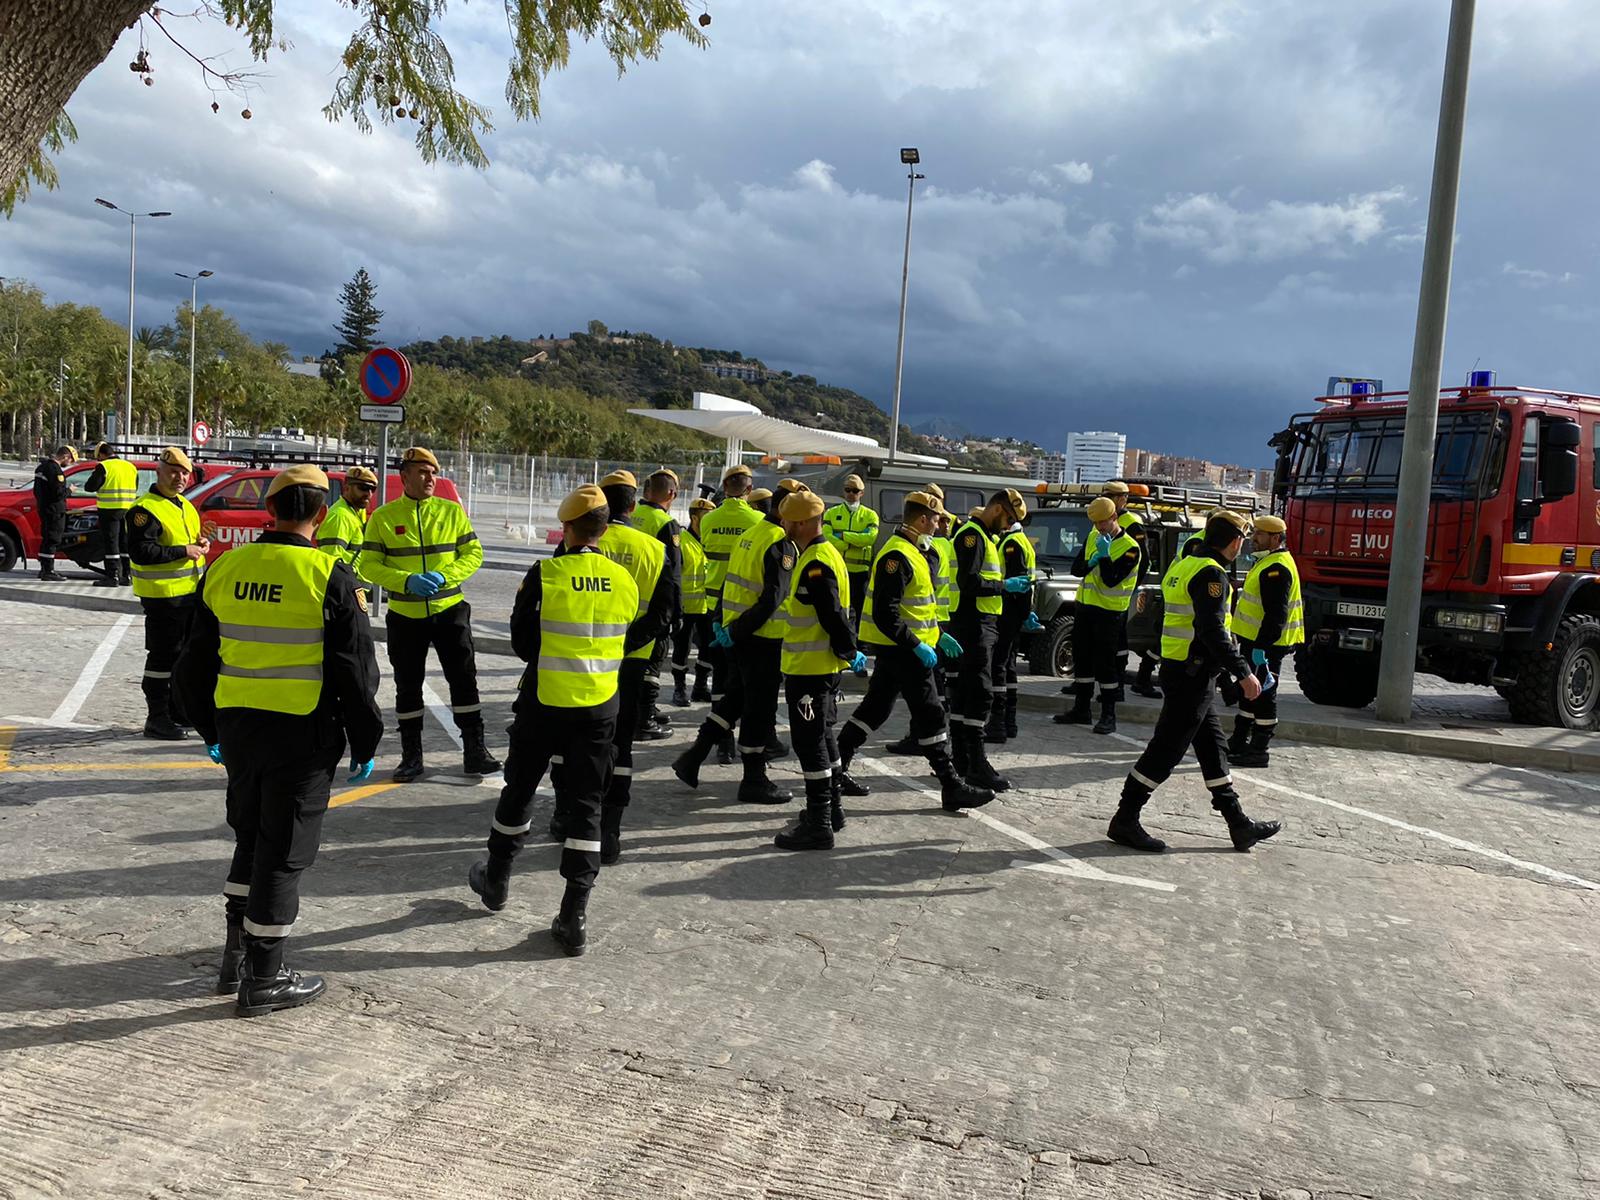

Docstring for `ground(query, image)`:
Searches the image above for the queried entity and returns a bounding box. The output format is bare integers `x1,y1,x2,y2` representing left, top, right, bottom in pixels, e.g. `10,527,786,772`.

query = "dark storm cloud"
3,1,1599,465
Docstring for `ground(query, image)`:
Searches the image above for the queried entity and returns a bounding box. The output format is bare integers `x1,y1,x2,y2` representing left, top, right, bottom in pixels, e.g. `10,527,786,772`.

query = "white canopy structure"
628,392,947,468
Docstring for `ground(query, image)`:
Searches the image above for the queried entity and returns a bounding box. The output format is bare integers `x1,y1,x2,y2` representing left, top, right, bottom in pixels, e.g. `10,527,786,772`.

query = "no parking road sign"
191,419,211,446
360,347,411,405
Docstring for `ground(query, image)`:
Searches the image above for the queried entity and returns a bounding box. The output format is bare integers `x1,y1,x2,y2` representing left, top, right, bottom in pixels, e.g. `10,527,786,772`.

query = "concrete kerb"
0,581,517,657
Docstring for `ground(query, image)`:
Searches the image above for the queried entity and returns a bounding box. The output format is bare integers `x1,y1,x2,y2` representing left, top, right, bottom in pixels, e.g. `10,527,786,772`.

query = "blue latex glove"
423,570,446,587
1087,547,1110,567
405,572,441,597
1022,612,1044,633
937,631,963,658
713,622,734,649
1250,648,1268,667
206,743,224,765
1003,575,1032,593
913,642,939,669
850,651,868,676
347,758,375,782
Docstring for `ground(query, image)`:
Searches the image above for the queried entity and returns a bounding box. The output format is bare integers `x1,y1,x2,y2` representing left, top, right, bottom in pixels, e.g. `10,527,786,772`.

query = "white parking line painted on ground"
421,681,504,789
1094,728,1600,892
853,754,1177,893
41,614,134,728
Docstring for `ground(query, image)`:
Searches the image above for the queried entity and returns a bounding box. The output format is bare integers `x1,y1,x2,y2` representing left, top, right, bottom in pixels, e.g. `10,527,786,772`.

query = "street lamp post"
95,199,171,441
888,148,925,462
55,360,70,446
175,270,214,445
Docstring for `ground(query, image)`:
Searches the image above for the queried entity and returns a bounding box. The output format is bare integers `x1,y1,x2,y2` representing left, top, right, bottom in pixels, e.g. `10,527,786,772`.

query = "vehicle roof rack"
1314,383,1600,408
1032,480,1266,514
191,446,385,470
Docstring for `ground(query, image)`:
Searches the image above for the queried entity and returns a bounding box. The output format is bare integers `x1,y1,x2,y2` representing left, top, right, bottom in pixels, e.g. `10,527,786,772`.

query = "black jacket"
1186,546,1251,681
32,458,68,511
795,535,857,661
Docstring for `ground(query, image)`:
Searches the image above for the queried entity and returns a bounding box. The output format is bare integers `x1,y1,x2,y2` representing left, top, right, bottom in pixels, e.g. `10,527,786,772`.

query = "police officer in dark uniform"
32,444,75,580
468,485,638,957
176,465,383,1016
1109,511,1282,854
629,468,683,740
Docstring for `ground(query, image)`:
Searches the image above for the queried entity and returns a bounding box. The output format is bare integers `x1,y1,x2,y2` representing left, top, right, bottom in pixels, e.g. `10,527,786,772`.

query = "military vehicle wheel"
0,528,19,572
1029,613,1073,678
1505,613,1600,731
1293,641,1378,709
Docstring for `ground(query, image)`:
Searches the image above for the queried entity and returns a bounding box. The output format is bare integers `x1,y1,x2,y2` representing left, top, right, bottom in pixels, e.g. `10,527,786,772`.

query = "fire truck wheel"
0,528,19,573
1030,612,1074,678
1293,642,1379,709
1506,613,1600,731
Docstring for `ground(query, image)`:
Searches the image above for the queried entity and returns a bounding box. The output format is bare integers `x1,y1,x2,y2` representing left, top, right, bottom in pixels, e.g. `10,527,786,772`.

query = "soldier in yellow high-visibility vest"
699,463,764,760
129,447,211,740
629,467,683,738
85,441,138,586
468,484,638,957
1056,497,1141,735
885,482,956,756
175,465,383,1016
670,496,716,706
359,446,500,782
837,492,994,812
823,472,879,629
1227,514,1302,769
986,504,1041,744
1111,511,1281,855
771,489,863,850
315,465,378,569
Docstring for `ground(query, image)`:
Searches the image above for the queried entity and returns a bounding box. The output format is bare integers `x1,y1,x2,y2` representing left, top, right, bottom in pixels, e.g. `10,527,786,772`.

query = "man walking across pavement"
837,492,995,812
699,464,764,764
468,485,638,957
670,496,716,707
628,468,684,740
1056,497,1141,735
824,473,879,629
129,447,209,740
1227,514,1302,769
358,446,500,782
315,465,379,569
176,465,384,1016
32,444,75,581
1108,510,1282,854
987,503,1040,745
84,441,137,586
885,482,956,756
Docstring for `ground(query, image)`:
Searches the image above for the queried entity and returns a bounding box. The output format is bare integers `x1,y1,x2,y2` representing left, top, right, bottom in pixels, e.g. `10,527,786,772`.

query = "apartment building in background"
1064,430,1127,484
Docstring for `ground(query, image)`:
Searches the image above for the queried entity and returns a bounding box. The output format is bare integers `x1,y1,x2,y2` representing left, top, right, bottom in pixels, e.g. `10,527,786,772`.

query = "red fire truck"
1273,373,1596,729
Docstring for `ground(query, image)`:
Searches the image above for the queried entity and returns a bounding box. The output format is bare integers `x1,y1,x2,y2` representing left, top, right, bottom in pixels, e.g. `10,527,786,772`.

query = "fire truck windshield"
1283,409,1501,500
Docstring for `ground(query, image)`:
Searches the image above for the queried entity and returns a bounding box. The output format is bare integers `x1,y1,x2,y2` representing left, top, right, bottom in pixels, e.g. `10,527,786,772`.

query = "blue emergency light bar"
1468,369,1497,388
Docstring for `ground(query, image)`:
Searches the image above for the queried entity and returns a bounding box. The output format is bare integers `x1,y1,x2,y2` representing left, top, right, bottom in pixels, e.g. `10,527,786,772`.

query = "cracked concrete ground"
2,600,1599,1199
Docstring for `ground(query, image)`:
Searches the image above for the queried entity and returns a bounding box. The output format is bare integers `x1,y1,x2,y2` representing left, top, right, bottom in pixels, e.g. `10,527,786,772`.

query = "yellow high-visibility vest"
680,529,708,616
599,521,665,660
358,495,481,619
930,535,954,622
129,492,202,600
1000,528,1037,581
1079,529,1139,613
721,520,788,640
949,519,1003,617
206,541,334,715
1233,549,1304,647
860,534,940,648
1161,555,1231,663
633,503,673,538
316,498,367,569
781,540,851,675
95,459,139,511
536,551,638,708
701,498,762,595
823,502,880,572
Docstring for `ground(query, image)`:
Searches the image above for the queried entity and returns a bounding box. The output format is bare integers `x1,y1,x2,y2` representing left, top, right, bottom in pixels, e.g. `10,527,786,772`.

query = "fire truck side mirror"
1540,419,1581,503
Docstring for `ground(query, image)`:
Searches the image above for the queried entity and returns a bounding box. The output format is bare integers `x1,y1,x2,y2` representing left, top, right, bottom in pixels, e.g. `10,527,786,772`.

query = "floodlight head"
900,148,920,164
148,211,172,218
198,269,214,278
95,198,118,210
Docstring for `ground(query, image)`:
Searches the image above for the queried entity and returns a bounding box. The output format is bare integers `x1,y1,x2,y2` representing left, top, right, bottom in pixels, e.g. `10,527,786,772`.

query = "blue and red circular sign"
360,347,411,405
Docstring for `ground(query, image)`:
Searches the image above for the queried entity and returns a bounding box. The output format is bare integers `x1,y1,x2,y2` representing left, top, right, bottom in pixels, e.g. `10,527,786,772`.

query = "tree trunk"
0,0,154,198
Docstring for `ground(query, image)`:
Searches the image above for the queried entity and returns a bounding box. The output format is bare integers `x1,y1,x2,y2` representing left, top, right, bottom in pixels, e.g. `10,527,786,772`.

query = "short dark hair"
53,445,74,459
1203,516,1245,549
904,500,935,525
568,507,610,541
267,485,328,523
602,484,637,515
646,471,677,497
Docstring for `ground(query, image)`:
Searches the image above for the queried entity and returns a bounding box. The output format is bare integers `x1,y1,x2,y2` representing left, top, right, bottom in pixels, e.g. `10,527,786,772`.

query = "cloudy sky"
4,1,1599,465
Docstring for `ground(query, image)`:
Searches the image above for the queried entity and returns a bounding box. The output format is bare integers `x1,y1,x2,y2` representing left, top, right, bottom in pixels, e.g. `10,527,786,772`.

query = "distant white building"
1065,430,1127,485
1034,451,1068,484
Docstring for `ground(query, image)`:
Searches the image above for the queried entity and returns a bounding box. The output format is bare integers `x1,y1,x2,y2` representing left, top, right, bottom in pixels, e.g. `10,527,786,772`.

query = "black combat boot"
1004,690,1020,739
716,735,738,765
967,729,1011,793
1107,782,1165,852
217,921,245,995
884,731,921,755
550,884,589,956
828,771,847,832
460,719,502,776
737,756,793,805
94,562,121,587
1092,699,1117,736
672,722,721,788
600,807,623,865
1130,657,1162,699
468,857,512,911
671,675,690,707
691,668,713,702
393,722,425,783
120,557,132,586
837,721,865,772
37,555,65,581
236,936,325,1017
1231,724,1274,769
1214,791,1283,851
984,704,1007,744
836,767,871,797
143,712,186,740
775,779,835,850
932,749,994,811
1053,686,1093,725
1226,715,1252,758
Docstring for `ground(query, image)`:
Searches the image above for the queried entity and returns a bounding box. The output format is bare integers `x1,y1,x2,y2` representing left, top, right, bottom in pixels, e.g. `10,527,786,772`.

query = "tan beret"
843,474,865,490
1000,487,1025,515
1102,481,1131,496
600,469,637,489
1212,509,1250,534
779,491,826,521
905,490,944,515
95,441,115,458
266,464,330,499
159,447,194,472
689,497,717,513
557,484,608,522
401,446,439,470
749,487,773,503
646,467,679,485
1087,497,1118,522
1254,514,1287,534
775,478,810,495
1012,496,1028,521
923,482,945,502
344,465,379,486
722,463,753,483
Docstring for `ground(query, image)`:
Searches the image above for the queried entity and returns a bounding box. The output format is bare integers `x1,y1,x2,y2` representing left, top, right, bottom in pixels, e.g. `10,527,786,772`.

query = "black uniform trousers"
489,699,616,889
607,658,649,809
386,602,483,731
992,614,1025,711
950,615,998,729
1237,640,1289,727
141,596,195,721
787,673,841,785
99,510,129,579
640,634,671,723
844,644,950,752
736,636,784,756
672,612,712,682
1126,662,1234,802
37,504,65,560
1070,603,1125,701
846,570,870,630
221,735,338,976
